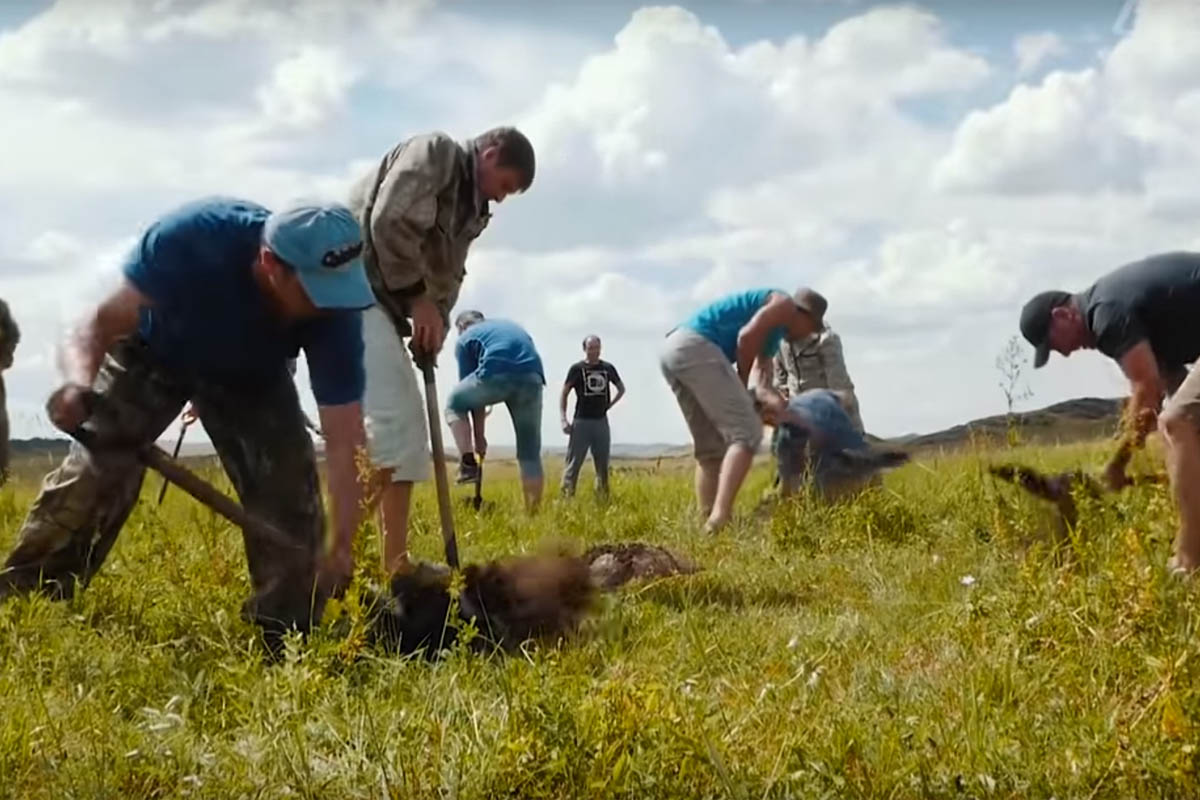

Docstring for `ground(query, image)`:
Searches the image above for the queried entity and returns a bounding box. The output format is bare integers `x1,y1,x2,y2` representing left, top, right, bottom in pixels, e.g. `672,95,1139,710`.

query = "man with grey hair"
773,320,864,432
559,334,625,498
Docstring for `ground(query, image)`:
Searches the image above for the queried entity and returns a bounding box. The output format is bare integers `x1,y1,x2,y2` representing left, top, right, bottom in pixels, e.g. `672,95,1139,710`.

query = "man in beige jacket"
345,127,535,580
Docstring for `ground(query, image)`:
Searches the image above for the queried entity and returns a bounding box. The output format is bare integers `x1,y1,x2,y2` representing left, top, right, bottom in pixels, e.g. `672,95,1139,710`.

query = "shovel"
413,351,460,569
72,392,301,553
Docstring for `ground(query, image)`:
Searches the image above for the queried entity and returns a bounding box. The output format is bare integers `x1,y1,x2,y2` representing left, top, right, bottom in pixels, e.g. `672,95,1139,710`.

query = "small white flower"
960,575,976,587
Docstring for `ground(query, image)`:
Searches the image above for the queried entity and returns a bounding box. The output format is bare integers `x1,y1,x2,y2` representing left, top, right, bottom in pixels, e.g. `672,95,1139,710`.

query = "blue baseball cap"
263,201,374,311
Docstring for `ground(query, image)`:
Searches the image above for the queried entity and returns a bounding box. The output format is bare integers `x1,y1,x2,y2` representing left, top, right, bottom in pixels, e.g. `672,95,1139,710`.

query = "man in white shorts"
348,127,535,577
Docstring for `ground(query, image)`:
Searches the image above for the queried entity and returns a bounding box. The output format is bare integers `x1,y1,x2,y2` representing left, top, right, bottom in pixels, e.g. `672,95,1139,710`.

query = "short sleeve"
122,219,183,308
300,312,365,406
564,363,581,390
1089,301,1147,361
607,363,623,387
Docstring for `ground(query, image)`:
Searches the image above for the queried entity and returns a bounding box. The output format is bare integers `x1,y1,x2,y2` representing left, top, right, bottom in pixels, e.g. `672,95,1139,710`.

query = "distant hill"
7,398,1124,464
880,397,1124,452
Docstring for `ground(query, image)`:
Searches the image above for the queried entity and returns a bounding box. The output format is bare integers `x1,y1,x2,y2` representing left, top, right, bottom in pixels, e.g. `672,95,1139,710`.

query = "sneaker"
456,460,481,485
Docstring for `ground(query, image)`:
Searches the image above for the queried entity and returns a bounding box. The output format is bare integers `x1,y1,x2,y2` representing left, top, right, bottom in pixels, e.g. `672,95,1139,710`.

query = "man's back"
1080,252,1200,373
456,320,544,381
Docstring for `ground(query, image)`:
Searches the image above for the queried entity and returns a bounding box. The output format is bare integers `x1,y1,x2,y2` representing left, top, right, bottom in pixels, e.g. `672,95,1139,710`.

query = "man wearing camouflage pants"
0,197,373,657
0,299,19,485
559,335,625,498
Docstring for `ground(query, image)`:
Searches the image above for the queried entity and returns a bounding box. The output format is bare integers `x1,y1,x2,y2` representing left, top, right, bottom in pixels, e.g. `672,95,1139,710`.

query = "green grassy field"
1,437,1199,799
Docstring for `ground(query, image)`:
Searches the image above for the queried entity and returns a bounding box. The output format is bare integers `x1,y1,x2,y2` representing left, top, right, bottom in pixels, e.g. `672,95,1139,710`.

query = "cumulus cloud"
1013,32,1067,76
932,69,1149,195
0,0,1197,446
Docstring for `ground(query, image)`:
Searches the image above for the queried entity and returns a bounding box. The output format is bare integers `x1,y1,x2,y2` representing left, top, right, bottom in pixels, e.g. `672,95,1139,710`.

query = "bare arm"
559,382,572,423
609,380,626,409
1117,340,1165,442
317,401,367,575
48,280,146,431
735,293,795,386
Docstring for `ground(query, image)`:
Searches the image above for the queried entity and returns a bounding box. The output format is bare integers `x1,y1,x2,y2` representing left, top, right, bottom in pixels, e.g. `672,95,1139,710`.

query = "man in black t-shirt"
559,335,625,497
1019,251,1200,573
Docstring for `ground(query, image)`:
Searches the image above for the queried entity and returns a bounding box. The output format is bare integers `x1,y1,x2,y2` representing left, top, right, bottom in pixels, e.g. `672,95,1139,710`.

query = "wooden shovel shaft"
156,419,189,505
418,358,460,570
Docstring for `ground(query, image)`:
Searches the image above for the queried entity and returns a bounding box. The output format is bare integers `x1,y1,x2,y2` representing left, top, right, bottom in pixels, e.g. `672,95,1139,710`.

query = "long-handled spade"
156,412,194,506
364,351,593,658
72,393,303,554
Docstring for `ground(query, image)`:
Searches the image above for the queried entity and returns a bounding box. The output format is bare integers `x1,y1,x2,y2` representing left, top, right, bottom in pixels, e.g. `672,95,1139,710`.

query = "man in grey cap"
661,286,825,532
0,196,374,657
1019,251,1200,573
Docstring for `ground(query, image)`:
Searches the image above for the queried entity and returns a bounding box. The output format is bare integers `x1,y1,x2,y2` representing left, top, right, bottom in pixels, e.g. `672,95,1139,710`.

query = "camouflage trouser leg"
0,339,189,599
191,373,326,650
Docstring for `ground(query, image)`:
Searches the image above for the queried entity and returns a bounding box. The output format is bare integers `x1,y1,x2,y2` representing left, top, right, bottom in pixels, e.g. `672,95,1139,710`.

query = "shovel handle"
415,353,460,570
71,396,301,552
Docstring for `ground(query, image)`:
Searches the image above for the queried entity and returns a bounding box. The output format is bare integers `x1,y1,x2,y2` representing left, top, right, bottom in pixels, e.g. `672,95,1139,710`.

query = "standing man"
774,318,864,432
348,127,535,575
0,298,19,485
1019,251,1200,573
446,310,545,512
660,287,826,533
0,197,373,656
559,335,625,498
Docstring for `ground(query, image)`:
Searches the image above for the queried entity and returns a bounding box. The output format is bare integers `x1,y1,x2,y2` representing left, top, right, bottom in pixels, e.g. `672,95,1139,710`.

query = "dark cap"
793,287,828,330
1019,290,1072,368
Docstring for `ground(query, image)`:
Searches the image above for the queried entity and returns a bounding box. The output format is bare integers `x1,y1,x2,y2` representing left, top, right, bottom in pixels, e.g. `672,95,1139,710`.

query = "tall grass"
1,438,1198,798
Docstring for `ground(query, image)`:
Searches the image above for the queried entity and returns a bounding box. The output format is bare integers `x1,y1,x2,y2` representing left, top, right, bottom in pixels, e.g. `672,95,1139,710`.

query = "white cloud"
932,69,1149,195
256,46,360,128
1,0,1198,448
1014,31,1067,76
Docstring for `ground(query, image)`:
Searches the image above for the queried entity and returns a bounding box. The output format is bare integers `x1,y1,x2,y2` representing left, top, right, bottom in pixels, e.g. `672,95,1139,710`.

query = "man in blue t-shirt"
446,310,546,512
0,197,374,657
752,385,908,500
660,287,825,533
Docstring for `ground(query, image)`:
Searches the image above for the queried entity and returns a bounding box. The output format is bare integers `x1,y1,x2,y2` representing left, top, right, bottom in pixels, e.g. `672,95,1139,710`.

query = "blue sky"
0,0,1195,447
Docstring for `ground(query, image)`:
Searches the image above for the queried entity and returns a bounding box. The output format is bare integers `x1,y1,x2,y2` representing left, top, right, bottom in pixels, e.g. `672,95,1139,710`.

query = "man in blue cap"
0,196,374,656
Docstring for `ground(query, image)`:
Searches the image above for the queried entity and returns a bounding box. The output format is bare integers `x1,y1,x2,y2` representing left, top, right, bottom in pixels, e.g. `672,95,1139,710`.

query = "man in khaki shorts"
661,287,825,533
1019,251,1200,573
347,127,535,578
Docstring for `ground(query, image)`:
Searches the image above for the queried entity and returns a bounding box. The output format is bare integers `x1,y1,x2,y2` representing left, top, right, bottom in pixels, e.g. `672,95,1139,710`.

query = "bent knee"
1159,406,1197,441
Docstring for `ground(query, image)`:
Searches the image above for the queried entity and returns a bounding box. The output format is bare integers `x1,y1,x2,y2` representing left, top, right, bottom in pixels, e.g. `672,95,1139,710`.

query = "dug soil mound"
583,542,700,590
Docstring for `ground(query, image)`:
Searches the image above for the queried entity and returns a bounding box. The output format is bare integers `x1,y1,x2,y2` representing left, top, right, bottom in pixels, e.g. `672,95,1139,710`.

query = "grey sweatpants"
561,417,611,496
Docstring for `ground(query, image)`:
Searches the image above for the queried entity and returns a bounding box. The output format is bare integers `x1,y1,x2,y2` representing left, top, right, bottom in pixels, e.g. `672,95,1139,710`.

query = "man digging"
0,197,373,657
348,126,535,577
1019,251,1200,574
448,311,546,513
660,287,826,533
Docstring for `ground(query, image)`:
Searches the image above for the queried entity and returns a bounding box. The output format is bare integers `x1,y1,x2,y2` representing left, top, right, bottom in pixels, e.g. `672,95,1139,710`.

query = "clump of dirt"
365,553,594,658
583,542,700,590
989,436,1165,534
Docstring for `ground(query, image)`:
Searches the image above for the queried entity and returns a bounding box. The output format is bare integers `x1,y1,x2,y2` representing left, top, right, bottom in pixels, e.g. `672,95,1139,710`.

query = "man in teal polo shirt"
661,287,825,532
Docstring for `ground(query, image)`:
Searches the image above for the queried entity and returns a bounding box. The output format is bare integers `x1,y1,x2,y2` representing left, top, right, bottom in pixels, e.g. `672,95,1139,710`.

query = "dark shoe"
456,460,481,485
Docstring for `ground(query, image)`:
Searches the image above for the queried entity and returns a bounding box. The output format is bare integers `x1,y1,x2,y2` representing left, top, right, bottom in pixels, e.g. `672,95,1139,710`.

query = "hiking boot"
456,459,481,485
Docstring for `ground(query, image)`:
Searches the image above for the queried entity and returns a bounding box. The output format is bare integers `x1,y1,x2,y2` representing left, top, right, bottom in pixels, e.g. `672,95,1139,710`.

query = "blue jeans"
446,372,544,478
